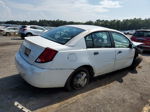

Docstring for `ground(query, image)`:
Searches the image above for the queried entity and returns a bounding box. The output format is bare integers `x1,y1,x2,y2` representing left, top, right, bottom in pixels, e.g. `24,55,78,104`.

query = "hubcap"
73,71,88,89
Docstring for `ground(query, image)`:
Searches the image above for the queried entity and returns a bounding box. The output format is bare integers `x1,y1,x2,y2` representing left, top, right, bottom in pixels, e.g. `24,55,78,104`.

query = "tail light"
131,36,136,41
0,30,4,32
35,48,58,63
22,28,27,31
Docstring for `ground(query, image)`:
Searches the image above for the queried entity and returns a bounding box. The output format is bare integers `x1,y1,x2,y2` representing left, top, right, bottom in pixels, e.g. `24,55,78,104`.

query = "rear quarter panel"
41,38,91,70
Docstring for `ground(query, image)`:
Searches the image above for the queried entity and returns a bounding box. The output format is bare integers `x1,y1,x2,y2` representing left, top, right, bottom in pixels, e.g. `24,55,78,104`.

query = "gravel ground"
0,36,150,112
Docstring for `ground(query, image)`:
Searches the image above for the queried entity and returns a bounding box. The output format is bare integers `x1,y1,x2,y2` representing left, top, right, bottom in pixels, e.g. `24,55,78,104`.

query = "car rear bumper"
138,45,150,51
15,52,73,88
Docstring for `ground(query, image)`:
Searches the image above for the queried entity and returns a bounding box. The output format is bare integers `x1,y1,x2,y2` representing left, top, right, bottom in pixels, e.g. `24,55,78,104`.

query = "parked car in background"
123,30,135,35
131,29,150,51
19,25,47,39
15,25,141,91
0,26,5,35
0,27,19,36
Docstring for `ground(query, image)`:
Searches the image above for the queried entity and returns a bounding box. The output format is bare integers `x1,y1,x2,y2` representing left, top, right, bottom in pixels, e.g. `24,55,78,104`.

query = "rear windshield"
41,26,85,44
133,31,150,37
20,25,27,28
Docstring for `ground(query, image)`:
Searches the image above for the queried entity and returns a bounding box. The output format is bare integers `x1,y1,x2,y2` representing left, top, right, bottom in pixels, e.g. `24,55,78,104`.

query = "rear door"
30,26,43,35
38,27,46,35
110,32,135,70
85,31,115,76
35,27,45,35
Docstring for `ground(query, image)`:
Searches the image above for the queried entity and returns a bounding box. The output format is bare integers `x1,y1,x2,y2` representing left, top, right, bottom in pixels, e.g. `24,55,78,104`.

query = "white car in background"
19,25,47,39
15,25,140,91
123,30,135,35
0,27,19,36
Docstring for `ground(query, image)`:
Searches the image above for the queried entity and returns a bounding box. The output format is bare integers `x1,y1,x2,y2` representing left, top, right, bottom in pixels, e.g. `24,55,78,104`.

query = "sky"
0,0,150,22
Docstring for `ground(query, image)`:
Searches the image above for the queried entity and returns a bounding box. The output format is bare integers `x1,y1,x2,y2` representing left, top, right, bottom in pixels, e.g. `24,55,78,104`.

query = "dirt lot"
0,36,150,112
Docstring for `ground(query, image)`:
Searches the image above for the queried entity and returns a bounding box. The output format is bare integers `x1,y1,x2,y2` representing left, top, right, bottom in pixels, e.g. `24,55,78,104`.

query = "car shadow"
0,57,142,112
141,51,150,56
11,37,23,40
129,56,143,74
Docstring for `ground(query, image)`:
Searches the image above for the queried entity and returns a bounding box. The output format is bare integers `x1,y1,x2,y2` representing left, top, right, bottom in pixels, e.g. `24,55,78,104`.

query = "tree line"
1,18,150,30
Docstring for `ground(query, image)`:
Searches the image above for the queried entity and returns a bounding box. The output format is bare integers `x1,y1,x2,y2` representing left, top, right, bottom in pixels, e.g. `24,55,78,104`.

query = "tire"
65,67,90,91
130,51,139,69
21,37,24,39
6,32,11,36
26,33,32,37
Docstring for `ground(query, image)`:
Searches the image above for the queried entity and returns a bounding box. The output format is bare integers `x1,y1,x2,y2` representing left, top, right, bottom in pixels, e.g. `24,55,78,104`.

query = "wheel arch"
77,65,95,78
65,64,95,91
26,32,33,36
6,32,11,36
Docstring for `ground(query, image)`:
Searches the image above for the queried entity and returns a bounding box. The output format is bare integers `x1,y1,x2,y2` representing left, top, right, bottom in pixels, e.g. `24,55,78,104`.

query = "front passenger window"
111,32,130,48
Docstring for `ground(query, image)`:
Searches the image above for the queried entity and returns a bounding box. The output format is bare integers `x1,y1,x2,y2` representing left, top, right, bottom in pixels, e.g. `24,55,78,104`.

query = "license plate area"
24,47,31,56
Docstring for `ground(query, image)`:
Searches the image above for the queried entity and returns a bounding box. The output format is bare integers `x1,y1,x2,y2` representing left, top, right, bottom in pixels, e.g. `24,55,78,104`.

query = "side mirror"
129,43,133,49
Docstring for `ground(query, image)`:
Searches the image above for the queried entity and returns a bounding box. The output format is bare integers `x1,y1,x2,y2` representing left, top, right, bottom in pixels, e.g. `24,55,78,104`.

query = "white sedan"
15,25,139,90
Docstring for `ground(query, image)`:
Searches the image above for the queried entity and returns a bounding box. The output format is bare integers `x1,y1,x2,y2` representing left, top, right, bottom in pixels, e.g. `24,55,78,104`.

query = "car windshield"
134,31,150,37
41,26,85,44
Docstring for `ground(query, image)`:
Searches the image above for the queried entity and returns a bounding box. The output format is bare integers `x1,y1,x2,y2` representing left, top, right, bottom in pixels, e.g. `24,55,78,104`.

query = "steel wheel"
65,67,90,91
71,68,90,90
6,32,11,36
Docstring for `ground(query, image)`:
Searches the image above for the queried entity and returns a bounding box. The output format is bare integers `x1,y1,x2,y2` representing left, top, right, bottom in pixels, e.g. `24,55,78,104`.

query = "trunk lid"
19,36,69,65
135,37,150,45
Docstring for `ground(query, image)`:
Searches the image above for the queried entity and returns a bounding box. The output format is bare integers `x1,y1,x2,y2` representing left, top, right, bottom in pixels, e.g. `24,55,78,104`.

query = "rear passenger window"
144,31,150,37
92,32,112,48
30,26,37,29
133,31,144,37
85,32,112,48
85,35,93,48
38,27,45,31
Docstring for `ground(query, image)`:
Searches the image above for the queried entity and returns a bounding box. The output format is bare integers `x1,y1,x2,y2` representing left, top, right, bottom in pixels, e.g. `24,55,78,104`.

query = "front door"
110,32,135,70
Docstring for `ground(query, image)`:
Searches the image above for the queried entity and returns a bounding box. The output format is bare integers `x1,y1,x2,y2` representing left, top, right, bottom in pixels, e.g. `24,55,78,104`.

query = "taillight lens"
22,28,27,31
35,48,58,63
131,36,136,41
0,30,3,32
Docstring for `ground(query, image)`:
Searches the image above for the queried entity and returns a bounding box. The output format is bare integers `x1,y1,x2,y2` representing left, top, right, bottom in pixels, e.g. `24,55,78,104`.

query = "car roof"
65,25,125,46
5,27,18,29
66,25,117,32
21,25,41,27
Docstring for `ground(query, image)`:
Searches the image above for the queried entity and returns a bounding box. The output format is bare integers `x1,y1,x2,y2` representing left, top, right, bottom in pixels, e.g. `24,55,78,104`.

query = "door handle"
117,51,122,54
93,52,99,55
